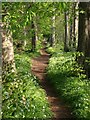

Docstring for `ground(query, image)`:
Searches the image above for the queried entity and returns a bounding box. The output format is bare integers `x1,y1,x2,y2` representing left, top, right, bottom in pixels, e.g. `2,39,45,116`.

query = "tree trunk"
51,15,55,46
69,3,78,51
77,2,90,77
85,3,90,57
64,11,69,52
84,3,90,77
72,3,76,49
77,3,86,53
75,3,79,49
2,25,16,81
77,2,86,66
23,27,27,50
31,20,36,52
50,4,56,47
69,4,73,50
69,23,73,48
0,25,1,76
34,17,38,41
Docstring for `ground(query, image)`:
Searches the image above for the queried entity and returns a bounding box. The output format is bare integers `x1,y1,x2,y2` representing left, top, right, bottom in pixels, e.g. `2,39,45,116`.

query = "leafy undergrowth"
47,50,90,118
46,43,63,55
2,53,52,118
14,39,42,58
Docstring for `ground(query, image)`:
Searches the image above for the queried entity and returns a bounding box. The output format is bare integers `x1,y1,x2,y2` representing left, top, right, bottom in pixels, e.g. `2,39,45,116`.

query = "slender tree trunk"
0,24,1,76
31,20,36,52
69,4,73,49
85,3,90,57
72,3,76,49
69,23,73,48
50,4,56,47
52,15,55,46
23,27,27,50
0,4,2,116
49,34,53,47
34,17,38,41
64,11,69,52
75,2,79,49
0,22,2,115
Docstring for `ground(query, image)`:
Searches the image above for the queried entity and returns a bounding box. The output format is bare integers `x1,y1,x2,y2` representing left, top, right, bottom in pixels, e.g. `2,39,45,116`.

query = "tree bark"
64,11,69,52
77,2,86,53
69,23,73,48
84,3,90,77
2,25,16,80
34,17,38,41
72,3,76,49
77,2,90,77
51,15,55,46
75,3,79,49
85,3,90,57
31,20,36,52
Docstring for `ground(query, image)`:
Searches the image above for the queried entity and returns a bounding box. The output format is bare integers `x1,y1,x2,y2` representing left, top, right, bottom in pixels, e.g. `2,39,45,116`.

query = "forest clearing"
1,2,90,119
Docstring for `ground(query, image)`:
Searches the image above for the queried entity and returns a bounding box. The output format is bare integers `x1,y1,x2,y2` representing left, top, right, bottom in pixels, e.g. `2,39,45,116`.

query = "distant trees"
63,2,78,52
2,2,90,78
62,2,90,77
2,2,55,79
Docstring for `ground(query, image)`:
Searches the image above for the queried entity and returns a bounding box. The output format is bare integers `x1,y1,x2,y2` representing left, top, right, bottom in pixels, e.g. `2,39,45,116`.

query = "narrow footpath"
31,43,73,119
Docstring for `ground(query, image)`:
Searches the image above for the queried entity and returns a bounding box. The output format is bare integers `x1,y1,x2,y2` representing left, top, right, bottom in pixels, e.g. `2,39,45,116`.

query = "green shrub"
46,43,63,55
2,53,52,118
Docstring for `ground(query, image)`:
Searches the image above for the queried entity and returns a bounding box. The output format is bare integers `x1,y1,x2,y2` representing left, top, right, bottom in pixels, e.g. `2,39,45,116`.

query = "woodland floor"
31,42,73,119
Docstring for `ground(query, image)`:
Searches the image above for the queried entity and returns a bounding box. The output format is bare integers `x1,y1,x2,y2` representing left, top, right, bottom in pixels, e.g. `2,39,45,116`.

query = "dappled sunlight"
2,2,90,119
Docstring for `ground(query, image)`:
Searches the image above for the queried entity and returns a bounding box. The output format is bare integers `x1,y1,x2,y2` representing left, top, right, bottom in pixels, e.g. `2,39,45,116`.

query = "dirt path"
31,44,73,119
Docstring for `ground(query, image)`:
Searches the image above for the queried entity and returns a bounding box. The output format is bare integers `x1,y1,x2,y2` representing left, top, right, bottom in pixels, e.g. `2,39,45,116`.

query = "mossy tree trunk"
2,24,16,82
